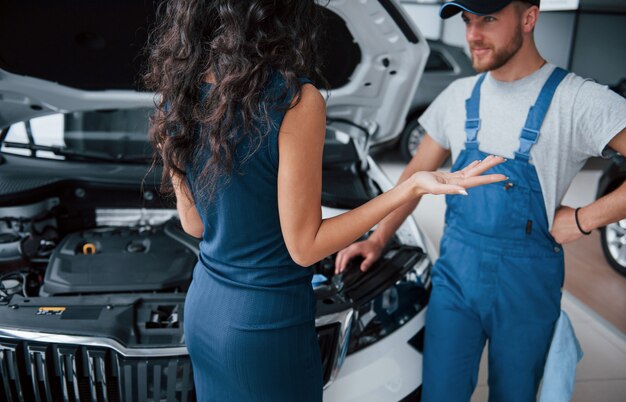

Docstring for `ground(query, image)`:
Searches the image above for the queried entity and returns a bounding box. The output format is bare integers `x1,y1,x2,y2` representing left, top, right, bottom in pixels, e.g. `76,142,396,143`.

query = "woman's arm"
278,84,506,266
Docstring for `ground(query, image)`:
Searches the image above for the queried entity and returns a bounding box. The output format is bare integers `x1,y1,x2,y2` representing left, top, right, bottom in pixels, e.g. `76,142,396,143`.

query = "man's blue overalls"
422,67,569,402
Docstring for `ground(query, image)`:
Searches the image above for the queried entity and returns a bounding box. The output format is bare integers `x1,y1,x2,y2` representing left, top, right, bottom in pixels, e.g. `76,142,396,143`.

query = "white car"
0,1,435,401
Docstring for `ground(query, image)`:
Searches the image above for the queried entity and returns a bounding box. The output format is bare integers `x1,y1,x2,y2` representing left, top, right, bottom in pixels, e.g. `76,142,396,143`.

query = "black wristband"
575,207,591,235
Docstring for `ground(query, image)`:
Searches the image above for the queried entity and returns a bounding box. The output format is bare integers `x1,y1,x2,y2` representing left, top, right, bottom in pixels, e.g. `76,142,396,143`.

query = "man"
335,1,626,401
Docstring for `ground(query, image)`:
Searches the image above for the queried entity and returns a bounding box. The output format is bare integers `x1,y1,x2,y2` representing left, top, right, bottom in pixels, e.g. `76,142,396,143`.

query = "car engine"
42,226,196,296
0,199,198,304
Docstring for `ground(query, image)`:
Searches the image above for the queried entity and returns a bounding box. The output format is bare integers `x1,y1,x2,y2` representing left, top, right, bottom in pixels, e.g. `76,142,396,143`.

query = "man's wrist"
367,231,389,249
575,207,592,235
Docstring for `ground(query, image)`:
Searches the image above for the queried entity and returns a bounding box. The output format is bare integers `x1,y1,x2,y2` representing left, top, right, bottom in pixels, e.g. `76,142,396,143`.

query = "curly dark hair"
144,0,325,202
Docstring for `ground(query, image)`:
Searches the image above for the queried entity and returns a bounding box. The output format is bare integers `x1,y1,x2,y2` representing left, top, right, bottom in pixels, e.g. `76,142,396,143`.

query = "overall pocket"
446,179,531,240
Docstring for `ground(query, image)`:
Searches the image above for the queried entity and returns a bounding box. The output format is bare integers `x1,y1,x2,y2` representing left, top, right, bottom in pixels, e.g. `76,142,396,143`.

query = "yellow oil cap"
82,243,96,255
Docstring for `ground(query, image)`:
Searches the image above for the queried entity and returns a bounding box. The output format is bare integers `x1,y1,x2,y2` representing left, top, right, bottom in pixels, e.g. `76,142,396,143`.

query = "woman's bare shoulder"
280,83,326,139
290,83,325,114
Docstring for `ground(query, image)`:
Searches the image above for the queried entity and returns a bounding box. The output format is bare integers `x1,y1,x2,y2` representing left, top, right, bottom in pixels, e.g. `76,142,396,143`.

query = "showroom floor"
376,151,626,402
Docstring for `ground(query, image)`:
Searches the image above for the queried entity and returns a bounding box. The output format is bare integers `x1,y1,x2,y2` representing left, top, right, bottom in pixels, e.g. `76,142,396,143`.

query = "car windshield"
0,107,154,163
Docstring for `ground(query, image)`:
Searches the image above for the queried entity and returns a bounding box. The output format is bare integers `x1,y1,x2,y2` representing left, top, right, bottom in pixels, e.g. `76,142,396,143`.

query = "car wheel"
399,118,426,162
600,219,626,277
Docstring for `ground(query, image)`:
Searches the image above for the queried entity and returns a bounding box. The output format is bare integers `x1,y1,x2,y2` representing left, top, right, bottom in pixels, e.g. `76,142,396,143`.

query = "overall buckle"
520,127,539,144
515,128,540,161
465,118,481,131
464,118,481,143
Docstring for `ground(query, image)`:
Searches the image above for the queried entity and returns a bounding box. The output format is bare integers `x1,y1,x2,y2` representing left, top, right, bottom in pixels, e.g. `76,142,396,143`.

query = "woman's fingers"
431,183,469,195
416,155,507,196
461,155,506,177
460,173,508,189
462,160,482,171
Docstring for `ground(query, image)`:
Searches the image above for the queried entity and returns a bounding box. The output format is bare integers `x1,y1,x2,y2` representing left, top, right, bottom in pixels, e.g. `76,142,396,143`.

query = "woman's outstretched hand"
409,155,507,197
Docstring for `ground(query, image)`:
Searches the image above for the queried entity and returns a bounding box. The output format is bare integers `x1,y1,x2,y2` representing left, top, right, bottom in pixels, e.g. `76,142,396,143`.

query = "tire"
399,118,426,162
600,219,626,277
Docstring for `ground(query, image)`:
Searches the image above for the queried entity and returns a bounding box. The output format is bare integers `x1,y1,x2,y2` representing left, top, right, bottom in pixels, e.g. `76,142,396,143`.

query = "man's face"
462,4,524,72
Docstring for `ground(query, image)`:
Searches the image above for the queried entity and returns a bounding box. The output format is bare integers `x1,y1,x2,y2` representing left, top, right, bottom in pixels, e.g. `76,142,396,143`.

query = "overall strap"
464,73,487,150
515,67,568,161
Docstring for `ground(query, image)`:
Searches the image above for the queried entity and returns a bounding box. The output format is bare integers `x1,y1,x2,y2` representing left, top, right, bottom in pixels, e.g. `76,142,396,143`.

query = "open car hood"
0,0,427,146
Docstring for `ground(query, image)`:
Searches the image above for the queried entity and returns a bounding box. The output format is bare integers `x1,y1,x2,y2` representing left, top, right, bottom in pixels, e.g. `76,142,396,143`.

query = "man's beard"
470,28,523,72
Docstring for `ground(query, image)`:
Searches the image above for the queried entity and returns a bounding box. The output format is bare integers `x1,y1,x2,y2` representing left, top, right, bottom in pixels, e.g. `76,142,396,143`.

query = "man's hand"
335,238,384,274
551,206,586,244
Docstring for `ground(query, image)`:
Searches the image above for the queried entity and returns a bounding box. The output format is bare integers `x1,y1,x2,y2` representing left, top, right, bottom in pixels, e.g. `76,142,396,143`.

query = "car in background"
596,154,626,277
0,1,436,401
595,81,626,277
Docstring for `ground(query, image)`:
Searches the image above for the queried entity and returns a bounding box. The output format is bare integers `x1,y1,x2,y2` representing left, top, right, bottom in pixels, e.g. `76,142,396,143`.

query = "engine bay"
0,197,199,303
0,192,430,354
42,224,197,296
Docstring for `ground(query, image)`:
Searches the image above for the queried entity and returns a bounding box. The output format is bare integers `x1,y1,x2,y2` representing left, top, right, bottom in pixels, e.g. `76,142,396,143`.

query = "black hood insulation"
0,1,361,91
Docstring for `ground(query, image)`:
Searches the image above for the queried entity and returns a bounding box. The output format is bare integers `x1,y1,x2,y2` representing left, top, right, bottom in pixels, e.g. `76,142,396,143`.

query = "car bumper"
323,308,426,402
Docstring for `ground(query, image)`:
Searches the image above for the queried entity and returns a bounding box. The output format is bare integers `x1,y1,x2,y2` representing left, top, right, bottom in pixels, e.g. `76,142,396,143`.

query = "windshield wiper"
0,128,8,164
1,142,150,163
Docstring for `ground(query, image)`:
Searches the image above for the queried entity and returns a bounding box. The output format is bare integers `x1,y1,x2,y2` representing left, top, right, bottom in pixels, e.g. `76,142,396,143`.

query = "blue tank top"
189,72,313,288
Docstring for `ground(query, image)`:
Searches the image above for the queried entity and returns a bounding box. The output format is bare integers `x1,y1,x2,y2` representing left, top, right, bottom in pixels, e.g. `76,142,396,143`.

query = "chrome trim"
55,346,80,401
86,349,108,402
27,344,53,402
0,342,26,402
1,307,355,361
316,308,355,390
0,328,189,357
1,309,356,394
315,308,353,328
413,257,430,279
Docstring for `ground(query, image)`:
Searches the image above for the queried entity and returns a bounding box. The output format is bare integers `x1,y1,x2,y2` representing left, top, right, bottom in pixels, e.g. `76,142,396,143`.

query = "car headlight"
313,245,431,386
345,248,431,355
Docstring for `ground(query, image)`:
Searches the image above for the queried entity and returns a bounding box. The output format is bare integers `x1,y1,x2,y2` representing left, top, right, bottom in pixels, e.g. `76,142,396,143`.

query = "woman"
144,1,505,401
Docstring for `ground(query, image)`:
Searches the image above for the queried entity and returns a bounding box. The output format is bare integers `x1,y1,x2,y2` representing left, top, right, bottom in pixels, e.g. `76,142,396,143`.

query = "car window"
2,114,66,159
1,108,154,162
425,50,454,72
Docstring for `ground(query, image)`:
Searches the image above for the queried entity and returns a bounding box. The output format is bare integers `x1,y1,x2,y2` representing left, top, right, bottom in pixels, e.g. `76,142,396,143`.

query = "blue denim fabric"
422,68,574,402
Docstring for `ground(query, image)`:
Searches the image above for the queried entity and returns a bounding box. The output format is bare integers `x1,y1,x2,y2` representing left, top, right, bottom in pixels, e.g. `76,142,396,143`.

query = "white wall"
534,11,577,70
571,13,626,85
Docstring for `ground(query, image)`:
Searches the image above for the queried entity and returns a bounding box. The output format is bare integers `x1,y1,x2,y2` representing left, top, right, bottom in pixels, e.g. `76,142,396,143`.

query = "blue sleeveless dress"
183,74,323,402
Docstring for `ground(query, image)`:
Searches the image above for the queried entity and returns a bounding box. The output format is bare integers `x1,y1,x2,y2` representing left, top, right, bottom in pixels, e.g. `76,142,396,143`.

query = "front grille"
0,339,195,402
1,323,342,401
317,323,340,385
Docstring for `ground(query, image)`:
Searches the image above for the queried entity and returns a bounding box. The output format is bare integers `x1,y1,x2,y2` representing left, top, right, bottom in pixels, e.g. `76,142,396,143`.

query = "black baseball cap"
439,0,540,19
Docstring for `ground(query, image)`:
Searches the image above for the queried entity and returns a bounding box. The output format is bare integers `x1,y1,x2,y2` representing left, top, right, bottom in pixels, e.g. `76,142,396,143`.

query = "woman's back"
182,73,324,402
191,73,312,288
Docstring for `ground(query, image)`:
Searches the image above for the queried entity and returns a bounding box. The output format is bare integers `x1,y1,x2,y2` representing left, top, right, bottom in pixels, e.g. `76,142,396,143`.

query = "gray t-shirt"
419,63,626,229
